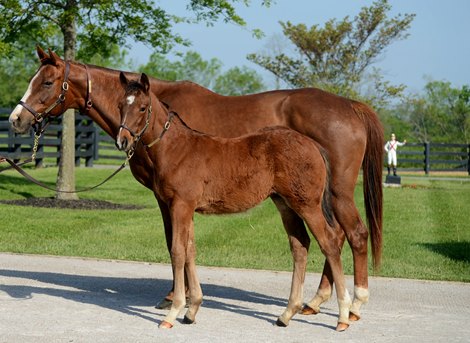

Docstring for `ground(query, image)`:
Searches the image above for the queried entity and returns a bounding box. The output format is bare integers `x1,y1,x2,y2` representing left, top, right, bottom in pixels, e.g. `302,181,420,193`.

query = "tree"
397,81,470,143
140,51,223,89
247,0,415,109
140,51,265,95
214,66,265,95
0,0,270,199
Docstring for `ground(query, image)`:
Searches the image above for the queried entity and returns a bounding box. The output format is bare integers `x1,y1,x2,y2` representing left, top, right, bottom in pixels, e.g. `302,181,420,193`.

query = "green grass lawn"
1,167,469,282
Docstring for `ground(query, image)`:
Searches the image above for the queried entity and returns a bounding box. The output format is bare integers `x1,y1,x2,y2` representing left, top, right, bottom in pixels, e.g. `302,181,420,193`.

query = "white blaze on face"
126,95,135,105
9,72,39,123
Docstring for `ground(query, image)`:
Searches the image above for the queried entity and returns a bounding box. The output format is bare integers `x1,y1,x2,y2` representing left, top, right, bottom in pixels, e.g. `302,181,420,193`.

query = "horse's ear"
36,46,49,63
140,73,150,93
48,49,61,66
119,72,129,88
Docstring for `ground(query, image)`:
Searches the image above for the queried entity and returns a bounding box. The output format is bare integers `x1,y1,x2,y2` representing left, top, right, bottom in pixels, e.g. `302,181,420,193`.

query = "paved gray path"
0,253,468,343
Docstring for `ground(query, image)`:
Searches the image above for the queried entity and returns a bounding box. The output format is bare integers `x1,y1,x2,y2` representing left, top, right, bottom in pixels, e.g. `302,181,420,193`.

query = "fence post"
93,126,99,161
56,117,62,166
424,142,430,174
467,144,470,175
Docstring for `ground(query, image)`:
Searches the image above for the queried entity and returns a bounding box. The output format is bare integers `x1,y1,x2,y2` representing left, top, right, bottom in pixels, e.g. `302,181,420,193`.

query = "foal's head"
116,72,152,153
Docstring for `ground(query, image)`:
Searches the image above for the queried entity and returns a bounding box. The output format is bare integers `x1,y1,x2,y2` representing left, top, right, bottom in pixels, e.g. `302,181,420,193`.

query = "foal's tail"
351,100,384,271
318,147,335,229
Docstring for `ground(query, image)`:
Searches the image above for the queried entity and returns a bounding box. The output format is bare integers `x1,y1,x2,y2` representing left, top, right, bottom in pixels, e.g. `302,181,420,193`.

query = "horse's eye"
44,81,53,87
140,106,146,112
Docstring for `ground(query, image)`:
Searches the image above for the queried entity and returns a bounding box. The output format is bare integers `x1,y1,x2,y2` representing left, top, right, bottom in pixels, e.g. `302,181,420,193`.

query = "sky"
129,0,470,94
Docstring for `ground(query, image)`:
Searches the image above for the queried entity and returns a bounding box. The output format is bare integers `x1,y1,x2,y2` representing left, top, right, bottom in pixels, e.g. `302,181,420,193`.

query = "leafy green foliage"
139,51,266,95
247,0,415,108
390,81,470,143
214,66,265,95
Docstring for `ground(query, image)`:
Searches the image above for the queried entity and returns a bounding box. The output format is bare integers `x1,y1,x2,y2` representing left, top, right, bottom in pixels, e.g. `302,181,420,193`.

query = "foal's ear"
140,73,150,93
119,72,129,88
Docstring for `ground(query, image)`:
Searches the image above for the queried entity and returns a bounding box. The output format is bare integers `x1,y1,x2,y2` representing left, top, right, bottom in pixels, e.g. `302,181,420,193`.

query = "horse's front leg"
159,199,196,329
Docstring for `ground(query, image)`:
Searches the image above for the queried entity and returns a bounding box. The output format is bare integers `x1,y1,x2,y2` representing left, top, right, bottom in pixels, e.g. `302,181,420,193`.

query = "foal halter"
119,102,153,151
119,97,174,159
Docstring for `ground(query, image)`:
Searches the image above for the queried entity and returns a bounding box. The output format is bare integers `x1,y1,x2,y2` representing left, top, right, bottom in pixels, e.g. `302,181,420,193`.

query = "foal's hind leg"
301,256,335,315
302,196,370,321
302,212,351,331
271,195,310,327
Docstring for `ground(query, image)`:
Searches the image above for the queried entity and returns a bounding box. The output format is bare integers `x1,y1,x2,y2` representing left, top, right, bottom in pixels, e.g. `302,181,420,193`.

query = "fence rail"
0,110,124,167
396,142,470,174
1,109,469,174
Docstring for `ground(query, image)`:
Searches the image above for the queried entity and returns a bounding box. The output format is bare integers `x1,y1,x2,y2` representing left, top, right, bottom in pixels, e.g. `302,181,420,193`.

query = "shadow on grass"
419,241,470,263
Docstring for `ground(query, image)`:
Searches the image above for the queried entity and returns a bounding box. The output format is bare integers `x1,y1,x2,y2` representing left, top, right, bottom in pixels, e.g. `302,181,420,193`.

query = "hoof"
182,315,195,325
155,298,172,310
349,312,361,321
155,297,191,310
159,320,174,329
275,318,288,327
336,322,350,332
299,304,320,315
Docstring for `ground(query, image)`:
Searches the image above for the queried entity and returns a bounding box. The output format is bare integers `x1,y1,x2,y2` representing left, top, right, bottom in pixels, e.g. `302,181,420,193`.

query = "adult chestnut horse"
116,72,351,330
9,47,383,321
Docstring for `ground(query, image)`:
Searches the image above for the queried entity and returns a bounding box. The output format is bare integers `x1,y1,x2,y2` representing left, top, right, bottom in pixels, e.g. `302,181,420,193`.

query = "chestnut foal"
116,72,351,331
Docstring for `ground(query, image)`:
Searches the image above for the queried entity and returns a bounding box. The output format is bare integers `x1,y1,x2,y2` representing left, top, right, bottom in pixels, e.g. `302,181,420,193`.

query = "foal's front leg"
160,200,199,329
182,217,203,324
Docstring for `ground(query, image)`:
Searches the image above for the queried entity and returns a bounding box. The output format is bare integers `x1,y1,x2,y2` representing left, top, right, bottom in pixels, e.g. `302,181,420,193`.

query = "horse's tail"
351,100,384,271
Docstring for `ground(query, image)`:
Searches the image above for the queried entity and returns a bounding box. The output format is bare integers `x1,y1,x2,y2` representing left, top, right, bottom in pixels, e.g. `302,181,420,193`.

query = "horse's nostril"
116,137,128,151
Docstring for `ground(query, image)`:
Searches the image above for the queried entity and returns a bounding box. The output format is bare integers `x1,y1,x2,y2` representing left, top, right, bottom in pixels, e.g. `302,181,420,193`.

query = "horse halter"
18,62,71,125
17,61,93,127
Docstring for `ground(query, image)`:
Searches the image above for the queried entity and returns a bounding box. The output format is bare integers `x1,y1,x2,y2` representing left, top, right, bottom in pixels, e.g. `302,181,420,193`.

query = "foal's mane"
125,80,209,137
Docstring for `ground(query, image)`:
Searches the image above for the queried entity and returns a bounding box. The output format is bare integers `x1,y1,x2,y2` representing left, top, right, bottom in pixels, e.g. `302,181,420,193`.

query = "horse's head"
116,72,152,154
9,46,73,134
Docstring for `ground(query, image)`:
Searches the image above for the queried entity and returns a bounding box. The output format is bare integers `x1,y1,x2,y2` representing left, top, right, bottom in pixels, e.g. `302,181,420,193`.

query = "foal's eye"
140,106,146,112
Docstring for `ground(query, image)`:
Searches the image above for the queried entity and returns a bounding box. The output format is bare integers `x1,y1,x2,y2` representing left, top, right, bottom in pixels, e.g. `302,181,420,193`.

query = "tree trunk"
56,109,78,200
56,0,78,200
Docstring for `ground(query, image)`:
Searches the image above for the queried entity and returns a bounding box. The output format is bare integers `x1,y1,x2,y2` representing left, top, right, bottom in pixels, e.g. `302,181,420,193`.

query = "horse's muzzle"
9,110,32,134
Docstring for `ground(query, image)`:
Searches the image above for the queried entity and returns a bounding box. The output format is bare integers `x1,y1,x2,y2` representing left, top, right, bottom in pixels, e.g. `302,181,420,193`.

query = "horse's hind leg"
332,196,370,321
271,195,310,327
